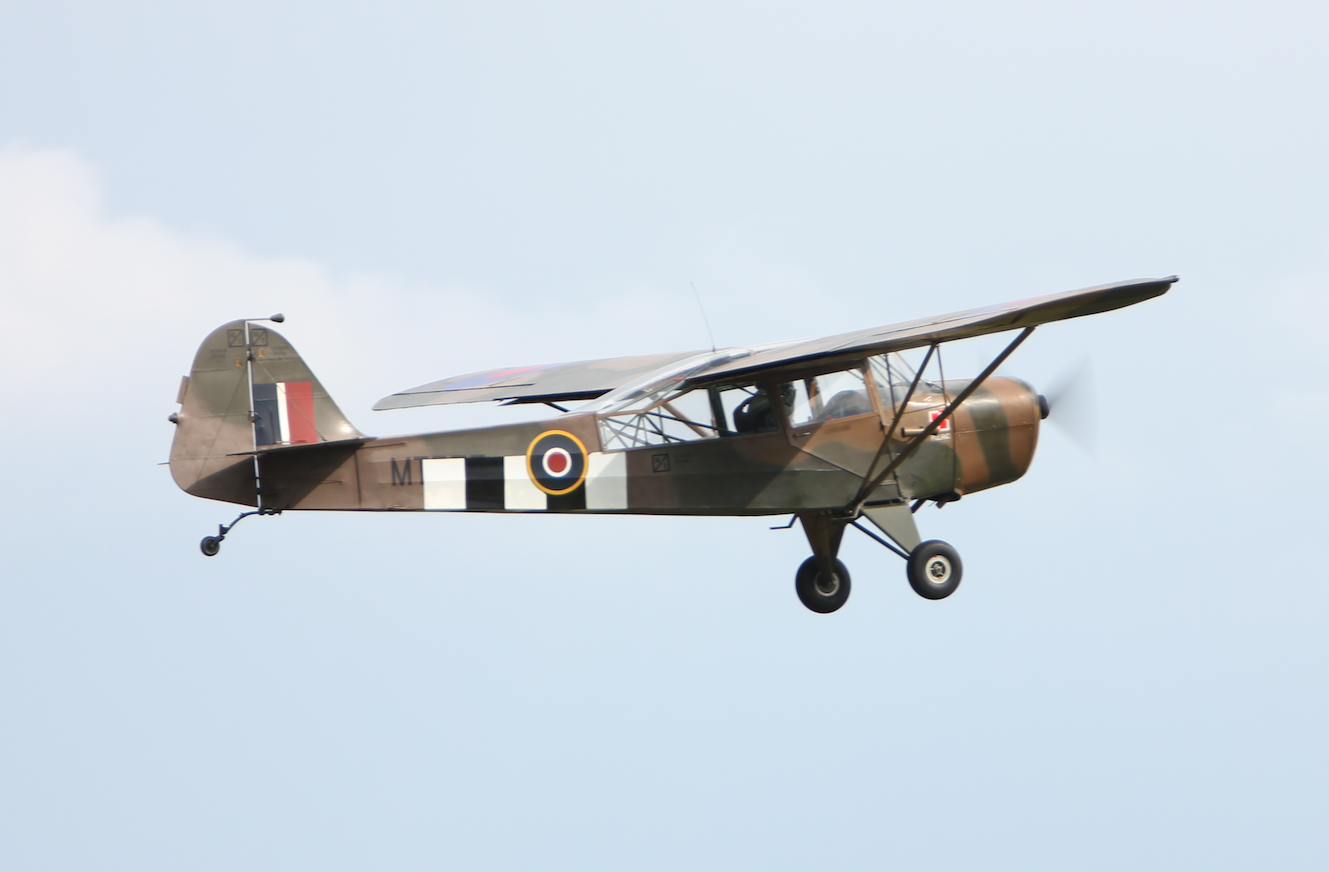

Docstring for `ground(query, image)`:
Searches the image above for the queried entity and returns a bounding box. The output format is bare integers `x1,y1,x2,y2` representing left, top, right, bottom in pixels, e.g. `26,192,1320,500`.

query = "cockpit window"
717,383,782,435
596,380,789,450
868,352,942,407
597,381,720,450
783,366,873,429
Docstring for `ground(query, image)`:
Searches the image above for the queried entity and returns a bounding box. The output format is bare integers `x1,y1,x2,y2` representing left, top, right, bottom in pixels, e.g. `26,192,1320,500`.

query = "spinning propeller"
1038,359,1097,454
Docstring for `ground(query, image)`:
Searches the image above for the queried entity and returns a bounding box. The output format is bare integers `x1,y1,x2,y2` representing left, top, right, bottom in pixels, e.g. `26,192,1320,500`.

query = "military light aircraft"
168,276,1174,613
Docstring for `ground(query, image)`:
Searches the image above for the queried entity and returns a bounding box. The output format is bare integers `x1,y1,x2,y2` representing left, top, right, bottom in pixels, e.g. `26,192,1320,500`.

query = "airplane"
167,275,1175,613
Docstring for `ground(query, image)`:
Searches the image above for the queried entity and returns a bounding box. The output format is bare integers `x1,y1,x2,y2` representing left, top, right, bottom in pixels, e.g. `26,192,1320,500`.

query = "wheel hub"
926,556,951,583
815,572,840,596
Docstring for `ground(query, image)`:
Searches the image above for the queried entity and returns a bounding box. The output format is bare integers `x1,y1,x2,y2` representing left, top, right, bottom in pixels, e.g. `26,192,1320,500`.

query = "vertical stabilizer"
169,320,363,506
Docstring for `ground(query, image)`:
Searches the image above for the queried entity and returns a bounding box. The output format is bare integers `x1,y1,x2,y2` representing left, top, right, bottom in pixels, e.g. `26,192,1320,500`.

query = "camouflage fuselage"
170,322,1041,514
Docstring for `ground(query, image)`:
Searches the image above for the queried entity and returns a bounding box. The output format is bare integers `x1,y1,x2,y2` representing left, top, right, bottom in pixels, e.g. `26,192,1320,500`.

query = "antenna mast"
690,280,717,352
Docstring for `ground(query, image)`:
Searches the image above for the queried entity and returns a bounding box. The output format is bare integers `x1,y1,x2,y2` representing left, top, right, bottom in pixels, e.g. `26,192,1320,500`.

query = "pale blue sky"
1,3,1327,869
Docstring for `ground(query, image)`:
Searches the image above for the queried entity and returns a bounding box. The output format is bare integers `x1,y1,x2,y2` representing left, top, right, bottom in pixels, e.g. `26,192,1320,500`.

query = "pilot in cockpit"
732,383,796,434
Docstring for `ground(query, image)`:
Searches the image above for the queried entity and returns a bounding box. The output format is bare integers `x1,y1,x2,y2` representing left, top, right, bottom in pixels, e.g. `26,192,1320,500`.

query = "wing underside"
372,351,704,410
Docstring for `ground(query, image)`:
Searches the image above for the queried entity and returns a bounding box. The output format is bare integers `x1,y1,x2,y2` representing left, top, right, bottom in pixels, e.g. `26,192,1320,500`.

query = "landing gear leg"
795,513,852,613
849,505,964,601
199,507,280,557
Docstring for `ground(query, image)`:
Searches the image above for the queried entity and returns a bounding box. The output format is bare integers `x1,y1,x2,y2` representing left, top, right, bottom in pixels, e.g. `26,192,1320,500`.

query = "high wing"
373,351,704,410
375,276,1174,410
689,276,1176,384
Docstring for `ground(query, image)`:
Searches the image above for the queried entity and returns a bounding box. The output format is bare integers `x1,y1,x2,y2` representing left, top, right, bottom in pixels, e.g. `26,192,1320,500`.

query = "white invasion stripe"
422,458,467,510
504,455,547,510
276,382,291,444
585,451,628,510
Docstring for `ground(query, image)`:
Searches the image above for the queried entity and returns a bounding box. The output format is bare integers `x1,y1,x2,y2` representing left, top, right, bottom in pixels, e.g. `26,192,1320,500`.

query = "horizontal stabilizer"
374,351,702,410
227,437,369,457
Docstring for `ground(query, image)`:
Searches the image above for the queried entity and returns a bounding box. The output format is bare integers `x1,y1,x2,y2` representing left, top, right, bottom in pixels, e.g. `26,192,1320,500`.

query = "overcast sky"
2,2,1327,869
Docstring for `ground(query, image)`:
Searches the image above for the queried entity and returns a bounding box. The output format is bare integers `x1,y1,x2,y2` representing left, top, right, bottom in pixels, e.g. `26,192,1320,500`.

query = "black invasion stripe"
547,487,586,512
465,457,506,510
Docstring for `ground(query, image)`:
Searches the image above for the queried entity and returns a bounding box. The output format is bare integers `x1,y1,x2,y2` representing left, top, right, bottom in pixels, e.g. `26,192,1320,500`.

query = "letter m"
391,457,413,486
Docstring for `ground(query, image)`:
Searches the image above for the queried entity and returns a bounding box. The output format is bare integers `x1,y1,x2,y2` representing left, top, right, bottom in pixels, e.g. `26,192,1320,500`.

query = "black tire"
200,536,222,557
907,540,962,600
795,557,851,614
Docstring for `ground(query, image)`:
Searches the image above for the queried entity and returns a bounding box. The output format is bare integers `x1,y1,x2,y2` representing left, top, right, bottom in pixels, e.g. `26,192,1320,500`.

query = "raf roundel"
526,430,589,495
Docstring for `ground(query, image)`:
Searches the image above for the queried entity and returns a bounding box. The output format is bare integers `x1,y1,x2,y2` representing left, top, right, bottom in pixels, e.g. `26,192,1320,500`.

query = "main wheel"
795,557,851,613
907,540,962,600
200,536,222,557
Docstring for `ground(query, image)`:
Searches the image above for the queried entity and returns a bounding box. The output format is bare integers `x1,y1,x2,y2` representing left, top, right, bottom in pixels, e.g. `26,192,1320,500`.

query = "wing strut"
856,343,937,500
847,326,1036,516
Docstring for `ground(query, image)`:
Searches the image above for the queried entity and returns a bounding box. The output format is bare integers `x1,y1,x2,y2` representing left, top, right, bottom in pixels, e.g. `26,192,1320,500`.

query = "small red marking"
546,452,569,474
929,410,951,432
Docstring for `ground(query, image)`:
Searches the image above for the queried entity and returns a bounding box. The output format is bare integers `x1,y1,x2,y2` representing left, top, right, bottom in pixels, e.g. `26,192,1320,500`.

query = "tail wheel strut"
199,507,280,557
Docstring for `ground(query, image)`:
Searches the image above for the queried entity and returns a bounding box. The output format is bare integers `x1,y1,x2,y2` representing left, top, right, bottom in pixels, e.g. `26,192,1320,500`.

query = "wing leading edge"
688,276,1176,384
374,276,1174,410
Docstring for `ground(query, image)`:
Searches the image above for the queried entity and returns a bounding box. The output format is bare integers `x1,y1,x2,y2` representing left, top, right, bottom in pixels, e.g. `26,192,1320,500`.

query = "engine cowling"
891,376,1041,500
947,376,1042,495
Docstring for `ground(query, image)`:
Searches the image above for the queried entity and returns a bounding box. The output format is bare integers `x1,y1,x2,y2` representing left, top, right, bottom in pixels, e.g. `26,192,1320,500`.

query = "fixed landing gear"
795,513,853,614
906,540,963,600
199,508,280,556
790,509,964,612
795,557,852,613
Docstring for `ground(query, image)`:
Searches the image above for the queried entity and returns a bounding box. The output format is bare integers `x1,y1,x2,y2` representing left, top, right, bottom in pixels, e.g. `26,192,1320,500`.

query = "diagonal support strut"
847,326,1036,516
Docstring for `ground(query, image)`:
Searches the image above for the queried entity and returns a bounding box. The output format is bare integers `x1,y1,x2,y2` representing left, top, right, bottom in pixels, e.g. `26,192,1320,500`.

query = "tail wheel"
200,536,222,557
907,540,962,600
796,557,851,614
